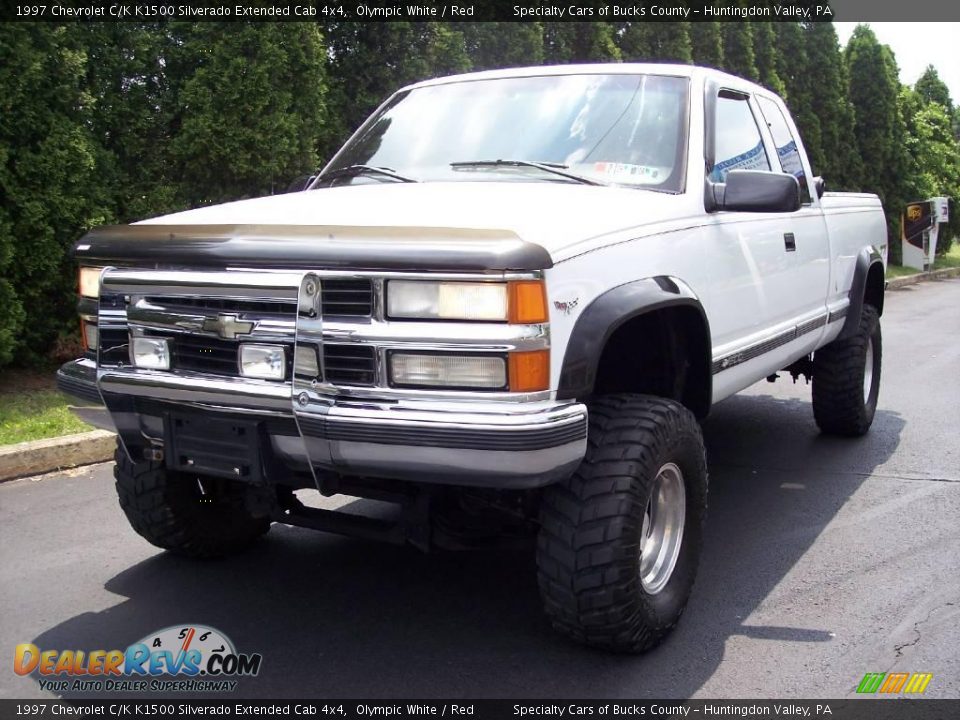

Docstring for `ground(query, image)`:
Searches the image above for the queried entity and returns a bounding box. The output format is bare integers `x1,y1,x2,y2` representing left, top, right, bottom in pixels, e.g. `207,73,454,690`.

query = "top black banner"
2,0,959,23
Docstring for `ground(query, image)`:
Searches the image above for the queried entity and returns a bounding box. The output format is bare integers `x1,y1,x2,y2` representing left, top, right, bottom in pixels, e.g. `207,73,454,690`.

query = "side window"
757,96,811,204
711,92,770,182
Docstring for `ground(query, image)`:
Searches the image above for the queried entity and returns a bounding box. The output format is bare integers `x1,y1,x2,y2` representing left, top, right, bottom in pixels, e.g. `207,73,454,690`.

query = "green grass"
885,264,920,279
933,242,960,270
0,389,92,445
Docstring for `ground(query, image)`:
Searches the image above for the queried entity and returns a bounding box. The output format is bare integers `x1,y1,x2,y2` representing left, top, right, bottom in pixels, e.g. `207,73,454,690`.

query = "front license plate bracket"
164,413,263,483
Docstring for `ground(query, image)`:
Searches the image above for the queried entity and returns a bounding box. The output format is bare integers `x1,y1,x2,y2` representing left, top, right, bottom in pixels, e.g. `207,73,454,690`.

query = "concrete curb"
887,266,960,289
0,430,115,483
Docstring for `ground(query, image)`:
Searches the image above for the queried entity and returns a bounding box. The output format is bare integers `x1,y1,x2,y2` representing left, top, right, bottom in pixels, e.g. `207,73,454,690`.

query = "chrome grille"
100,270,378,388
321,278,373,317
145,296,297,316
144,278,371,318
322,345,376,386
172,335,250,376
162,335,374,385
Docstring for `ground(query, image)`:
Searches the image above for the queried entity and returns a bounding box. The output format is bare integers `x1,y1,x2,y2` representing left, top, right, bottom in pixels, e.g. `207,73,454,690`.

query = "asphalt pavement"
2,279,958,700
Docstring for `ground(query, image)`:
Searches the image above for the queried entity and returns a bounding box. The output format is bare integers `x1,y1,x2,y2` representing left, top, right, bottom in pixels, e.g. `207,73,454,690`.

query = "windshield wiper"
315,165,418,185
450,159,607,186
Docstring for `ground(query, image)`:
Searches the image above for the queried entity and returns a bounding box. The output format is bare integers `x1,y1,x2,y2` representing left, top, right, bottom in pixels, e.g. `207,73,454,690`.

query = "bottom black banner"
1,700,957,720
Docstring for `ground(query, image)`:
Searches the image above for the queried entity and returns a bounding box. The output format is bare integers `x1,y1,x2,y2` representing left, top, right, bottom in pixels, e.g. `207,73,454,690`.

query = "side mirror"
710,170,801,213
813,176,825,199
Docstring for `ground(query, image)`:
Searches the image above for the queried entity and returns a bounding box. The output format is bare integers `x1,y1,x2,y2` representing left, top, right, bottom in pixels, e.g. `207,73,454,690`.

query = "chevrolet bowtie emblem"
202,313,257,340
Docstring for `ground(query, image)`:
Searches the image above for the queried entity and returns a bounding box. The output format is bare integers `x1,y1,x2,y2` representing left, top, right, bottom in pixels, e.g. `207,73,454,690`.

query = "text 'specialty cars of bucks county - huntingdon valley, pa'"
60,64,887,653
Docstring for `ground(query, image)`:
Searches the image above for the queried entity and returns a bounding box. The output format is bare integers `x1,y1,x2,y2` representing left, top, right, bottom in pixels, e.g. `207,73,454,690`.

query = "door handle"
784,232,796,252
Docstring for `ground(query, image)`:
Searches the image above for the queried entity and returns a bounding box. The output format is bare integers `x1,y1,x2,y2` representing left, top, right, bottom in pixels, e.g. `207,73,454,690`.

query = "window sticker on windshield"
591,162,664,183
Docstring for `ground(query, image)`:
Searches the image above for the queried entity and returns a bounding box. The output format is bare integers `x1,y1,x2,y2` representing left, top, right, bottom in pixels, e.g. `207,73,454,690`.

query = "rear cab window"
756,95,812,204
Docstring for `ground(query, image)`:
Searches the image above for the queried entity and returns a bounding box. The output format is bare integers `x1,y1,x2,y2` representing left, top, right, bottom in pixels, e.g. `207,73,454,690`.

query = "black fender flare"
556,276,712,414
840,247,885,339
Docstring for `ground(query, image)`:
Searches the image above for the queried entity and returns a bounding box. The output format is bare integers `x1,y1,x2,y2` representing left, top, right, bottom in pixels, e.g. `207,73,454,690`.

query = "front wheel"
812,304,882,436
537,394,707,653
114,444,272,558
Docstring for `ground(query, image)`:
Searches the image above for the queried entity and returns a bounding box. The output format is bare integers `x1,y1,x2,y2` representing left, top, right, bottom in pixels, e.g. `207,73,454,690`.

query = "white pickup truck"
59,64,887,653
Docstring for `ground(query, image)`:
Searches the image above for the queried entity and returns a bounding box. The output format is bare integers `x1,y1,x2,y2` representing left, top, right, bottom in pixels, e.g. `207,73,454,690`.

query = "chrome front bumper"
58,358,587,488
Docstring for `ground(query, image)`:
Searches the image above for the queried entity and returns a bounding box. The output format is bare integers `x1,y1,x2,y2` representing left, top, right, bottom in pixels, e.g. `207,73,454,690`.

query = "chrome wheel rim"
639,462,686,595
863,336,874,401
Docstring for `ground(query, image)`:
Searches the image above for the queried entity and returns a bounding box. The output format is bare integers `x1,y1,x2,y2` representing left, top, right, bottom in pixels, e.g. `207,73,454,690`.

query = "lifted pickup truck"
59,64,887,653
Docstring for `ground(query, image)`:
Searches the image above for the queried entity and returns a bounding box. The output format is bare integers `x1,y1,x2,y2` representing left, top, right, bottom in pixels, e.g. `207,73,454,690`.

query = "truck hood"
136,182,696,263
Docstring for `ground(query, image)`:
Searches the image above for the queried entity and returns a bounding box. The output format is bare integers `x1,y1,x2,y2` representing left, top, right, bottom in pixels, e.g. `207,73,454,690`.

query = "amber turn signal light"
508,349,550,392
508,281,548,324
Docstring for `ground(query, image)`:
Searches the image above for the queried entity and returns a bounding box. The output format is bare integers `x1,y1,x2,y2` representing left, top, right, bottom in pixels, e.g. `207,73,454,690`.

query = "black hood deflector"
74,224,553,272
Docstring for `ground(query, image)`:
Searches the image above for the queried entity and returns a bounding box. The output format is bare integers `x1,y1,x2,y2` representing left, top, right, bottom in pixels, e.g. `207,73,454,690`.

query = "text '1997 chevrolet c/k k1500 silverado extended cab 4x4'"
59,64,888,653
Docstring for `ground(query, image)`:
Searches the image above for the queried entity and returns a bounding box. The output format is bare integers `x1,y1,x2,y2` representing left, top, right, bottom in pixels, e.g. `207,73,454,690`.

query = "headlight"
130,337,170,370
78,267,102,299
387,280,547,323
389,352,507,389
239,344,286,380
388,281,508,321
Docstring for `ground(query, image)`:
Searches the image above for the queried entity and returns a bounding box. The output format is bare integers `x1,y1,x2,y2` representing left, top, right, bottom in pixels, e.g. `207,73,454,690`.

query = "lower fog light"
130,337,170,370
389,352,506,389
240,344,286,380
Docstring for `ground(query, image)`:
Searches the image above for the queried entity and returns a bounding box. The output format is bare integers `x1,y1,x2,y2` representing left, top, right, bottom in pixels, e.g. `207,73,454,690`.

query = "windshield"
322,73,690,192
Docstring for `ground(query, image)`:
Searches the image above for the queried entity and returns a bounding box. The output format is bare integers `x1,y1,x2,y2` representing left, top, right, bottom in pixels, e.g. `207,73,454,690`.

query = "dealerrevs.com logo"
14,624,262,693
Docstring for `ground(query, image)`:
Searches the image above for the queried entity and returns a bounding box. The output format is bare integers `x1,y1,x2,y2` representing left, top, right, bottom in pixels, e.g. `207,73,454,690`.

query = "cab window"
710,92,770,182
757,96,811,204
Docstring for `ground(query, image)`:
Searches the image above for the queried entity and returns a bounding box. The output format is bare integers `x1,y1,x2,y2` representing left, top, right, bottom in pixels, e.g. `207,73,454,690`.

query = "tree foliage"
0,24,112,366
804,22,861,190
618,22,692,64
720,5,758,81
690,21,724,68
169,23,326,207
80,23,180,222
845,25,904,257
543,22,621,63
915,65,952,109
462,22,544,71
752,22,785,97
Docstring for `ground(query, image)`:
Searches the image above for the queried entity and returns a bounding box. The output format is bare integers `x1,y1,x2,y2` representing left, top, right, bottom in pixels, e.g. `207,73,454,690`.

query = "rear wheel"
812,304,882,436
113,444,272,558
537,394,707,653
